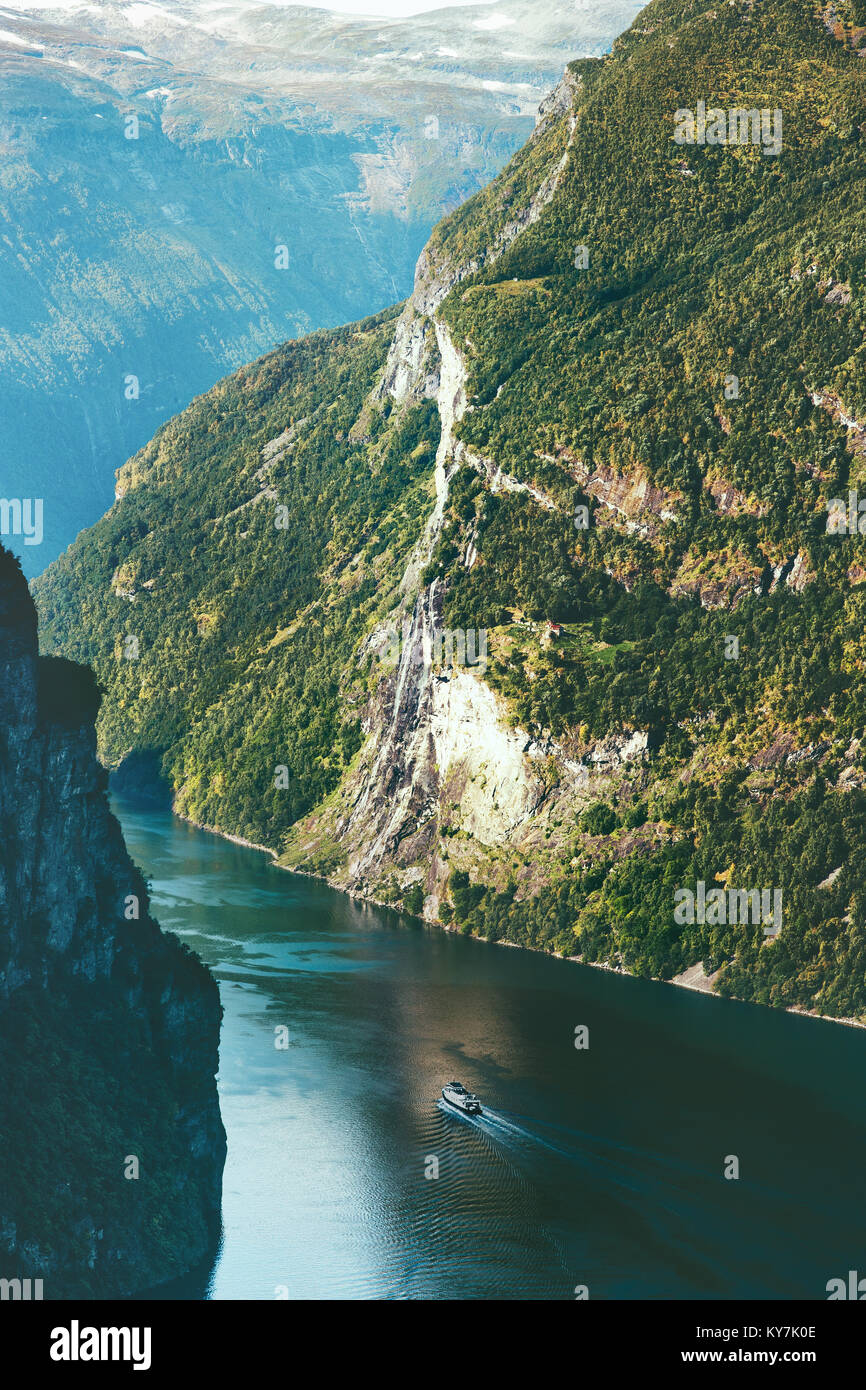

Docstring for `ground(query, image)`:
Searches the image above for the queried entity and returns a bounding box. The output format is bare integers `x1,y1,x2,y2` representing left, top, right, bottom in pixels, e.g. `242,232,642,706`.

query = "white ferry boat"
442,1080,483,1115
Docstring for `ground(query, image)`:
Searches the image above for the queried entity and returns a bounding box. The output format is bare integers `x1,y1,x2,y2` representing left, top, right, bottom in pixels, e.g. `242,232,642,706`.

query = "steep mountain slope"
36,0,866,1020
0,543,225,1297
0,0,639,575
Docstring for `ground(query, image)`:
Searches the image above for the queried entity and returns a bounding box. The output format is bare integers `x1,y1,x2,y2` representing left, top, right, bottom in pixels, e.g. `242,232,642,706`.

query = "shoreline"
173,810,866,1033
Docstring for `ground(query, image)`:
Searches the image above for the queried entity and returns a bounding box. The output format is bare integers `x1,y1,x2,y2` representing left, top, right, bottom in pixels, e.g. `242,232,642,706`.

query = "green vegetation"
34,0,866,1019
37,656,101,728
37,309,440,844
0,540,223,1297
0,971,217,1298
580,803,619,837
418,0,866,1014
449,779,866,1018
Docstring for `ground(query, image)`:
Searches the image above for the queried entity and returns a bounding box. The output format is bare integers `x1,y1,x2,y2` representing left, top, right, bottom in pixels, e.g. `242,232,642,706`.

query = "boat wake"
426,1098,572,1295
439,1099,620,1164
432,1098,828,1297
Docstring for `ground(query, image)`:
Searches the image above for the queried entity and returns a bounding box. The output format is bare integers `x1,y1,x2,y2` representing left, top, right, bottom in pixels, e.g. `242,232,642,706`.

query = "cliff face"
0,545,225,1298
285,71,601,911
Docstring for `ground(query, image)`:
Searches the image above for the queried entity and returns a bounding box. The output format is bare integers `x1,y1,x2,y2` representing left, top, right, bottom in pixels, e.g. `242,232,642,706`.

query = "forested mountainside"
36,0,866,1019
0,545,225,1297
0,0,639,575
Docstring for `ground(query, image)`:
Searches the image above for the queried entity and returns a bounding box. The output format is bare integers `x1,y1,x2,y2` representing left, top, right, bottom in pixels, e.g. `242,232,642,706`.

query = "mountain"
35,0,866,1021
0,543,225,1297
0,0,640,575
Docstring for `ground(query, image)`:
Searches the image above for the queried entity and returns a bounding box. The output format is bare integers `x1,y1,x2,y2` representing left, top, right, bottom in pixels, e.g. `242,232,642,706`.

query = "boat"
442,1080,483,1115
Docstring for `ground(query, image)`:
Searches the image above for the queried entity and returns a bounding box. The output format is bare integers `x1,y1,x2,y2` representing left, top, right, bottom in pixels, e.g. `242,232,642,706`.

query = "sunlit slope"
37,309,440,827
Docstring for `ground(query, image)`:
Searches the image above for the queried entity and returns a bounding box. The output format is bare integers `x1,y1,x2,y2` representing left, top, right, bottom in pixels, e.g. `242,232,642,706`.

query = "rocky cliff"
281,70,613,915
0,544,225,1298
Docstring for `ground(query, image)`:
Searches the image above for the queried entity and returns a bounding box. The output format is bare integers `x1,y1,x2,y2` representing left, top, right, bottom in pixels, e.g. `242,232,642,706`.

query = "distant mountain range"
0,0,640,573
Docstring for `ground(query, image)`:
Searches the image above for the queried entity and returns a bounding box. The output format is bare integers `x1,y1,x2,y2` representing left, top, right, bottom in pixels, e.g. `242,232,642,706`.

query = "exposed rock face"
0,545,225,1298
286,81,692,907
460,441,558,511
769,551,814,595
809,388,866,455
564,457,682,535
338,583,554,900
378,68,582,415
281,64,650,910
705,476,768,518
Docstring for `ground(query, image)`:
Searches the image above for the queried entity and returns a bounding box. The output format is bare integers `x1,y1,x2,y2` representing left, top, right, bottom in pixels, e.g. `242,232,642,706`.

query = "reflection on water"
115,798,866,1301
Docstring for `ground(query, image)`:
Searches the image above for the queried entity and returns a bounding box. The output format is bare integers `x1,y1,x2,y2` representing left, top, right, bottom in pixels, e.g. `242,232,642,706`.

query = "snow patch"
474,13,513,30
123,2,188,28
0,28,37,47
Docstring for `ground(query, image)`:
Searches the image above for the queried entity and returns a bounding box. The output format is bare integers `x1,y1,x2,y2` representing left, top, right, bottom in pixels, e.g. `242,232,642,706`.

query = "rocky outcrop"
705,476,769,518
768,550,814,595
818,2,866,51
299,81,583,899
377,67,582,413
669,547,764,609
809,388,866,454
459,442,558,510
555,454,681,535
0,545,225,1298
336,582,553,900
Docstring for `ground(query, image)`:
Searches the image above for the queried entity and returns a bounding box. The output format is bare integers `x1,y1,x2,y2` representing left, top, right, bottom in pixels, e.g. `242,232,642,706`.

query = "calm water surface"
116,798,866,1301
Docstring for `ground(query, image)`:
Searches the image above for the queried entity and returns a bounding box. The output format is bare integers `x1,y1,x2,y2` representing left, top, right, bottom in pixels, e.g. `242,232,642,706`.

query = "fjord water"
116,799,866,1301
